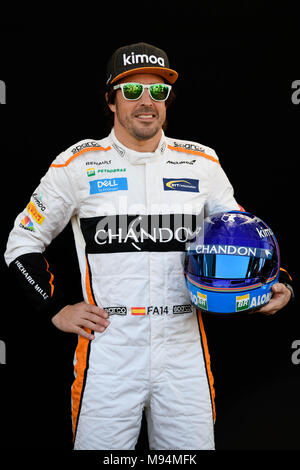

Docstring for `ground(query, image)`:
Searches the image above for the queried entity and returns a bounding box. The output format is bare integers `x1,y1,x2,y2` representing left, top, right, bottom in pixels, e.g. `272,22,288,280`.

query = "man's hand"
257,283,292,315
51,301,110,340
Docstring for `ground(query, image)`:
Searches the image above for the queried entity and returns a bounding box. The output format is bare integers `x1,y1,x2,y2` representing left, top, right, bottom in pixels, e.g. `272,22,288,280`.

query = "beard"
115,105,166,141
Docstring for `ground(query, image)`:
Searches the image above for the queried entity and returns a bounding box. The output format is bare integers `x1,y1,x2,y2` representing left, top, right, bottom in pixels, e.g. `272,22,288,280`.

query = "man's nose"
139,88,153,105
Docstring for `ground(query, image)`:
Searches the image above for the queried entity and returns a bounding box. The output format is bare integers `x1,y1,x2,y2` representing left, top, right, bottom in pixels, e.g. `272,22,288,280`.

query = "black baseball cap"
106,42,178,87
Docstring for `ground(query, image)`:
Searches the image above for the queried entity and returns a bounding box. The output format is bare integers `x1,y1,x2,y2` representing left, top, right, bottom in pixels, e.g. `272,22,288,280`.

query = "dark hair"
103,85,176,131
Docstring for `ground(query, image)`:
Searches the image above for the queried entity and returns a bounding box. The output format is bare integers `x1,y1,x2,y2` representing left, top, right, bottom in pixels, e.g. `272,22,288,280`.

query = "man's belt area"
104,304,194,316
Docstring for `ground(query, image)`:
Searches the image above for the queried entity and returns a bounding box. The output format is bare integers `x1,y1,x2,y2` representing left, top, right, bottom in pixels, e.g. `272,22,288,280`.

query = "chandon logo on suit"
80,214,203,253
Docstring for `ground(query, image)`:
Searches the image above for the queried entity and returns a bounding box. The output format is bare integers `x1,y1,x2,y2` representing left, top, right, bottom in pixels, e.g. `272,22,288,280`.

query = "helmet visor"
186,244,277,281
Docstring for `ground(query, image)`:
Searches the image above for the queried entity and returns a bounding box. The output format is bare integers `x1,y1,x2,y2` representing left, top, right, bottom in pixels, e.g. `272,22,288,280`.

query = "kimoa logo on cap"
123,52,165,67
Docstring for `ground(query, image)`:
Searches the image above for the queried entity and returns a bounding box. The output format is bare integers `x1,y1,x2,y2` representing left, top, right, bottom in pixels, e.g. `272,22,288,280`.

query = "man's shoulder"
165,136,219,163
50,136,111,168
67,137,110,156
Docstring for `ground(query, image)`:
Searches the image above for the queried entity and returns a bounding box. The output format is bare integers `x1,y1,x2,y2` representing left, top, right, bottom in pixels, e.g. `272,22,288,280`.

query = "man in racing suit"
4,42,292,450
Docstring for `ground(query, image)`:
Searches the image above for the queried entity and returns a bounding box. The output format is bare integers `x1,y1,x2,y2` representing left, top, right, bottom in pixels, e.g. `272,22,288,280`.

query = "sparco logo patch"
72,141,100,154
104,306,127,316
123,53,165,67
173,142,205,153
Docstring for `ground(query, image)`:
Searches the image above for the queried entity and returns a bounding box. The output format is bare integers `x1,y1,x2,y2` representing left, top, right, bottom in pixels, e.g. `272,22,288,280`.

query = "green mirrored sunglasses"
113,82,172,102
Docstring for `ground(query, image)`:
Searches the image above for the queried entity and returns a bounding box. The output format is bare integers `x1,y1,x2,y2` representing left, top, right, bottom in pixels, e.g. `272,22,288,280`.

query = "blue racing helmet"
184,211,280,314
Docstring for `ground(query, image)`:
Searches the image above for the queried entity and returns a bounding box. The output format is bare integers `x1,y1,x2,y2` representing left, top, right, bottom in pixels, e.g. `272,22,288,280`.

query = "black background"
0,5,299,456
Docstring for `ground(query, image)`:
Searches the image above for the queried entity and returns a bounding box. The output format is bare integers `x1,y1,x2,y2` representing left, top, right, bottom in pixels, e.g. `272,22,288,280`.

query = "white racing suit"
5,128,240,450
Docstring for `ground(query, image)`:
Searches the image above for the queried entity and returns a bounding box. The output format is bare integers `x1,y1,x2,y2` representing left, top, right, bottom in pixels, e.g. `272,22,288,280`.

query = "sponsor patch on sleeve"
27,201,45,225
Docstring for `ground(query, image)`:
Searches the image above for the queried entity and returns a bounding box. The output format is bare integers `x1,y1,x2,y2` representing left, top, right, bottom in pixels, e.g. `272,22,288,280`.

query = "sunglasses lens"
122,83,143,100
149,84,170,101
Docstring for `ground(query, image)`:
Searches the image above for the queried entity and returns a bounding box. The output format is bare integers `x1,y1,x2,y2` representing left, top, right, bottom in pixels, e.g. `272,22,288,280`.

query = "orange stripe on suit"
71,257,95,441
197,310,216,423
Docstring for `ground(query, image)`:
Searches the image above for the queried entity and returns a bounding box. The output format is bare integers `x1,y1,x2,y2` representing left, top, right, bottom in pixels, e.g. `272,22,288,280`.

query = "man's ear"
105,92,116,113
